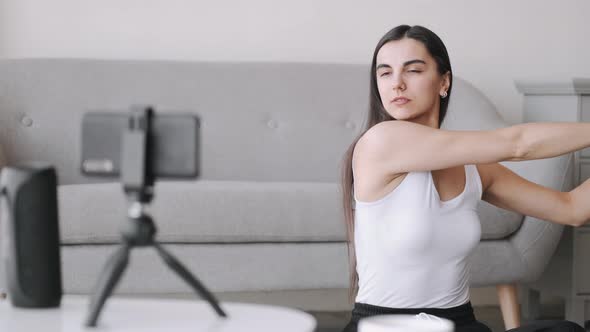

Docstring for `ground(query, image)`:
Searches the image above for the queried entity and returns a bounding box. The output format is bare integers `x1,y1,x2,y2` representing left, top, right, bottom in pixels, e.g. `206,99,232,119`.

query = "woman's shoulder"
357,120,415,146
353,143,406,203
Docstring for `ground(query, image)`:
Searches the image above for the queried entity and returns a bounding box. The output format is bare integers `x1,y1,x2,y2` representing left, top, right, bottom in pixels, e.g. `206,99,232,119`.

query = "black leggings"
342,302,491,332
341,302,584,332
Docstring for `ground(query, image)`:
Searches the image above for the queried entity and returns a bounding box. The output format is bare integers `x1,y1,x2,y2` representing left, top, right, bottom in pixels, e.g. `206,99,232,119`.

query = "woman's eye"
379,72,391,77
408,70,422,73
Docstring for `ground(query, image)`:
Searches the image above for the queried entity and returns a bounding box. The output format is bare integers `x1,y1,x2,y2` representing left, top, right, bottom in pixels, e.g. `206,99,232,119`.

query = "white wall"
1,0,589,124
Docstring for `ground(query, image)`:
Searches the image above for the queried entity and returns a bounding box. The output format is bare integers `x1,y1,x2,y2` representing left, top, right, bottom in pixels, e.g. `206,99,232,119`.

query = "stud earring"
441,91,448,98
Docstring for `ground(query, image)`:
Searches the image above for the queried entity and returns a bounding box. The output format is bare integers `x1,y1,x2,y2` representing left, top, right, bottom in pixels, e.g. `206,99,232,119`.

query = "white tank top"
353,164,483,308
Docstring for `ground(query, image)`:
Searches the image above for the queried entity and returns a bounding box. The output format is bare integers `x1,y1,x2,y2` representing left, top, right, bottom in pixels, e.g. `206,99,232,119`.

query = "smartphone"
80,112,200,178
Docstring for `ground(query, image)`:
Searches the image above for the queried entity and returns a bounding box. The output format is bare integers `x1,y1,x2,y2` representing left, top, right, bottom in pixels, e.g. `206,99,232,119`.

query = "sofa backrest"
0,59,507,186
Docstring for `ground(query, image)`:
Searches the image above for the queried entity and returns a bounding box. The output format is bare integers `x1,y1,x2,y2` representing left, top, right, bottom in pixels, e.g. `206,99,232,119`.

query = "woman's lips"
392,98,411,105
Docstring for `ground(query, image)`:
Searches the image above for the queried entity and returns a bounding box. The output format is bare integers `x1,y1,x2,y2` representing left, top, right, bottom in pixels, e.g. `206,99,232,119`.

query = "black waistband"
351,301,476,326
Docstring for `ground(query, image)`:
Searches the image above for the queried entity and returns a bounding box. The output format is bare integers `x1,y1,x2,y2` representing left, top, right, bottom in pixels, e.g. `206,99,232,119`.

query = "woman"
340,25,586,332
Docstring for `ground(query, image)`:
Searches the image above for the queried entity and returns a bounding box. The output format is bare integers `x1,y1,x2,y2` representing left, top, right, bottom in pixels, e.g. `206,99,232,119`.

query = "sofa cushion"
61,243,349,294
58,181,347,244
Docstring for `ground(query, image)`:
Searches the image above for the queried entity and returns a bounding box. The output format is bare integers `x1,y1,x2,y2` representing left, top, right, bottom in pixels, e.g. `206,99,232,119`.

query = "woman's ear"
440,71,451,95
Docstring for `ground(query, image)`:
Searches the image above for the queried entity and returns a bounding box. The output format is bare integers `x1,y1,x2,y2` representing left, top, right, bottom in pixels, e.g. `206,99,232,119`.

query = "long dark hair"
340,25,454,303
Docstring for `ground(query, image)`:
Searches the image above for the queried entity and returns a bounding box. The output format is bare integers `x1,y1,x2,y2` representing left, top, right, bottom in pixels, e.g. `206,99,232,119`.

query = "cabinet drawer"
574,229,590,294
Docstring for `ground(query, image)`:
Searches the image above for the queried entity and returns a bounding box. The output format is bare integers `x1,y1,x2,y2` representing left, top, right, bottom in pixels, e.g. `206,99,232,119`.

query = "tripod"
85,107,227,327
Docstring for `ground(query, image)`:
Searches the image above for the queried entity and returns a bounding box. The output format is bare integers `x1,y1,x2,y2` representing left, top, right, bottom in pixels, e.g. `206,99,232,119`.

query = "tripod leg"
153,243,227,317
85,245,131,327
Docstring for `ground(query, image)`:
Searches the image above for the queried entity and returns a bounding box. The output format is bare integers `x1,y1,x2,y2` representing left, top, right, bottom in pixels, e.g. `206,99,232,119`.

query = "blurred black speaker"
0,163,62,307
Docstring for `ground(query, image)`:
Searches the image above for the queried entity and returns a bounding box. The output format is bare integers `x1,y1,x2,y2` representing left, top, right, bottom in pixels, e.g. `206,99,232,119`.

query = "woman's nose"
391,73,405,91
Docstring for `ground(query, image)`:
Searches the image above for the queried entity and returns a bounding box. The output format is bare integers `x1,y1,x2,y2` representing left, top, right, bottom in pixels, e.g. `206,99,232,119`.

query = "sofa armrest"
471,153,574,286
509,152,574,282
509,215,564,283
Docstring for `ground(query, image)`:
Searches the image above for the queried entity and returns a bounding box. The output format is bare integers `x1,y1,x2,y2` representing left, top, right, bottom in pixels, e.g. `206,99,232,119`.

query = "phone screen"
81,112,200,178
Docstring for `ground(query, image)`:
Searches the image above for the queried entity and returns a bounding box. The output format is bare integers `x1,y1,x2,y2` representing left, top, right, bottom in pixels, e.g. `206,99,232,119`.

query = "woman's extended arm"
516,122,590,161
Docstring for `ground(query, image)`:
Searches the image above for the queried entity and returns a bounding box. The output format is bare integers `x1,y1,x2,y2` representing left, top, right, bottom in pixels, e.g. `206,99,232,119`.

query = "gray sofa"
0,60,573,318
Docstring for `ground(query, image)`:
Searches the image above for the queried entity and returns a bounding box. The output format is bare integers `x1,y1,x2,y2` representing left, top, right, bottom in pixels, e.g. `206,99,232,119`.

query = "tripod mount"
85,107,227,327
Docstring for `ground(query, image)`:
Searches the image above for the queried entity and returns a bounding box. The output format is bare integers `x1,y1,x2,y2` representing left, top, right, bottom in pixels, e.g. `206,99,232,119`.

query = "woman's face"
375,38,449,126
